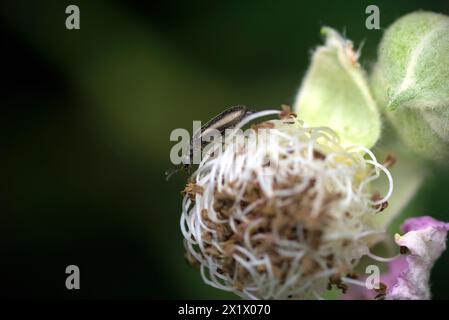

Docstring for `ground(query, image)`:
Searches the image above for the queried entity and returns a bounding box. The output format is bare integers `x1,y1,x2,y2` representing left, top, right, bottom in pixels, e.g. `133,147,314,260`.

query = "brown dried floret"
184,251,200,268
213,191,236,219
371,191,389,212
328,273,348,294
383,153,396,169
313,150,326,160
300,256,320,277
346,272,359,279
279,104,297,121
374,282,387,300
182,182,204,201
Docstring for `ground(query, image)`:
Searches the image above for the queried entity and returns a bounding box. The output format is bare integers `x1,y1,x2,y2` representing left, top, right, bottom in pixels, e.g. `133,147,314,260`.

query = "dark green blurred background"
1,0,448,299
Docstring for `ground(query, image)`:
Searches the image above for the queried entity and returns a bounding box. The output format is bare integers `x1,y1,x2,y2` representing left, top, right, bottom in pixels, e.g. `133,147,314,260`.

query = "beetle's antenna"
165,166,183,181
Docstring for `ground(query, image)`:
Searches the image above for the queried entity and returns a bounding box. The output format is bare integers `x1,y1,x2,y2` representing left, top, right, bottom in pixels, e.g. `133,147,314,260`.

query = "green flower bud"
294,27,381,149
371,11,449,161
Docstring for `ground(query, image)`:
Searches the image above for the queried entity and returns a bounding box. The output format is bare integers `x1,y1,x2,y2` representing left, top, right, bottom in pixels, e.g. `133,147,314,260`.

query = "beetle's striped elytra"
166,105,255,180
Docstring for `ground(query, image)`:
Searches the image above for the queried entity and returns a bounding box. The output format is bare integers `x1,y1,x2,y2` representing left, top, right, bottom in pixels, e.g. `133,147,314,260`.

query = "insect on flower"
180,106,394,299
166,105,255,180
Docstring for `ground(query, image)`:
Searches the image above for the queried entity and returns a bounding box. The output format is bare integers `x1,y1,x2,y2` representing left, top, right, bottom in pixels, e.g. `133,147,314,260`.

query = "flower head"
180,108,393,299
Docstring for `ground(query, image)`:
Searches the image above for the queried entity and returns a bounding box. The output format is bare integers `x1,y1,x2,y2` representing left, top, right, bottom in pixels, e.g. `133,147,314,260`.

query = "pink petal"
386,216,449,300
343,216,449,300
